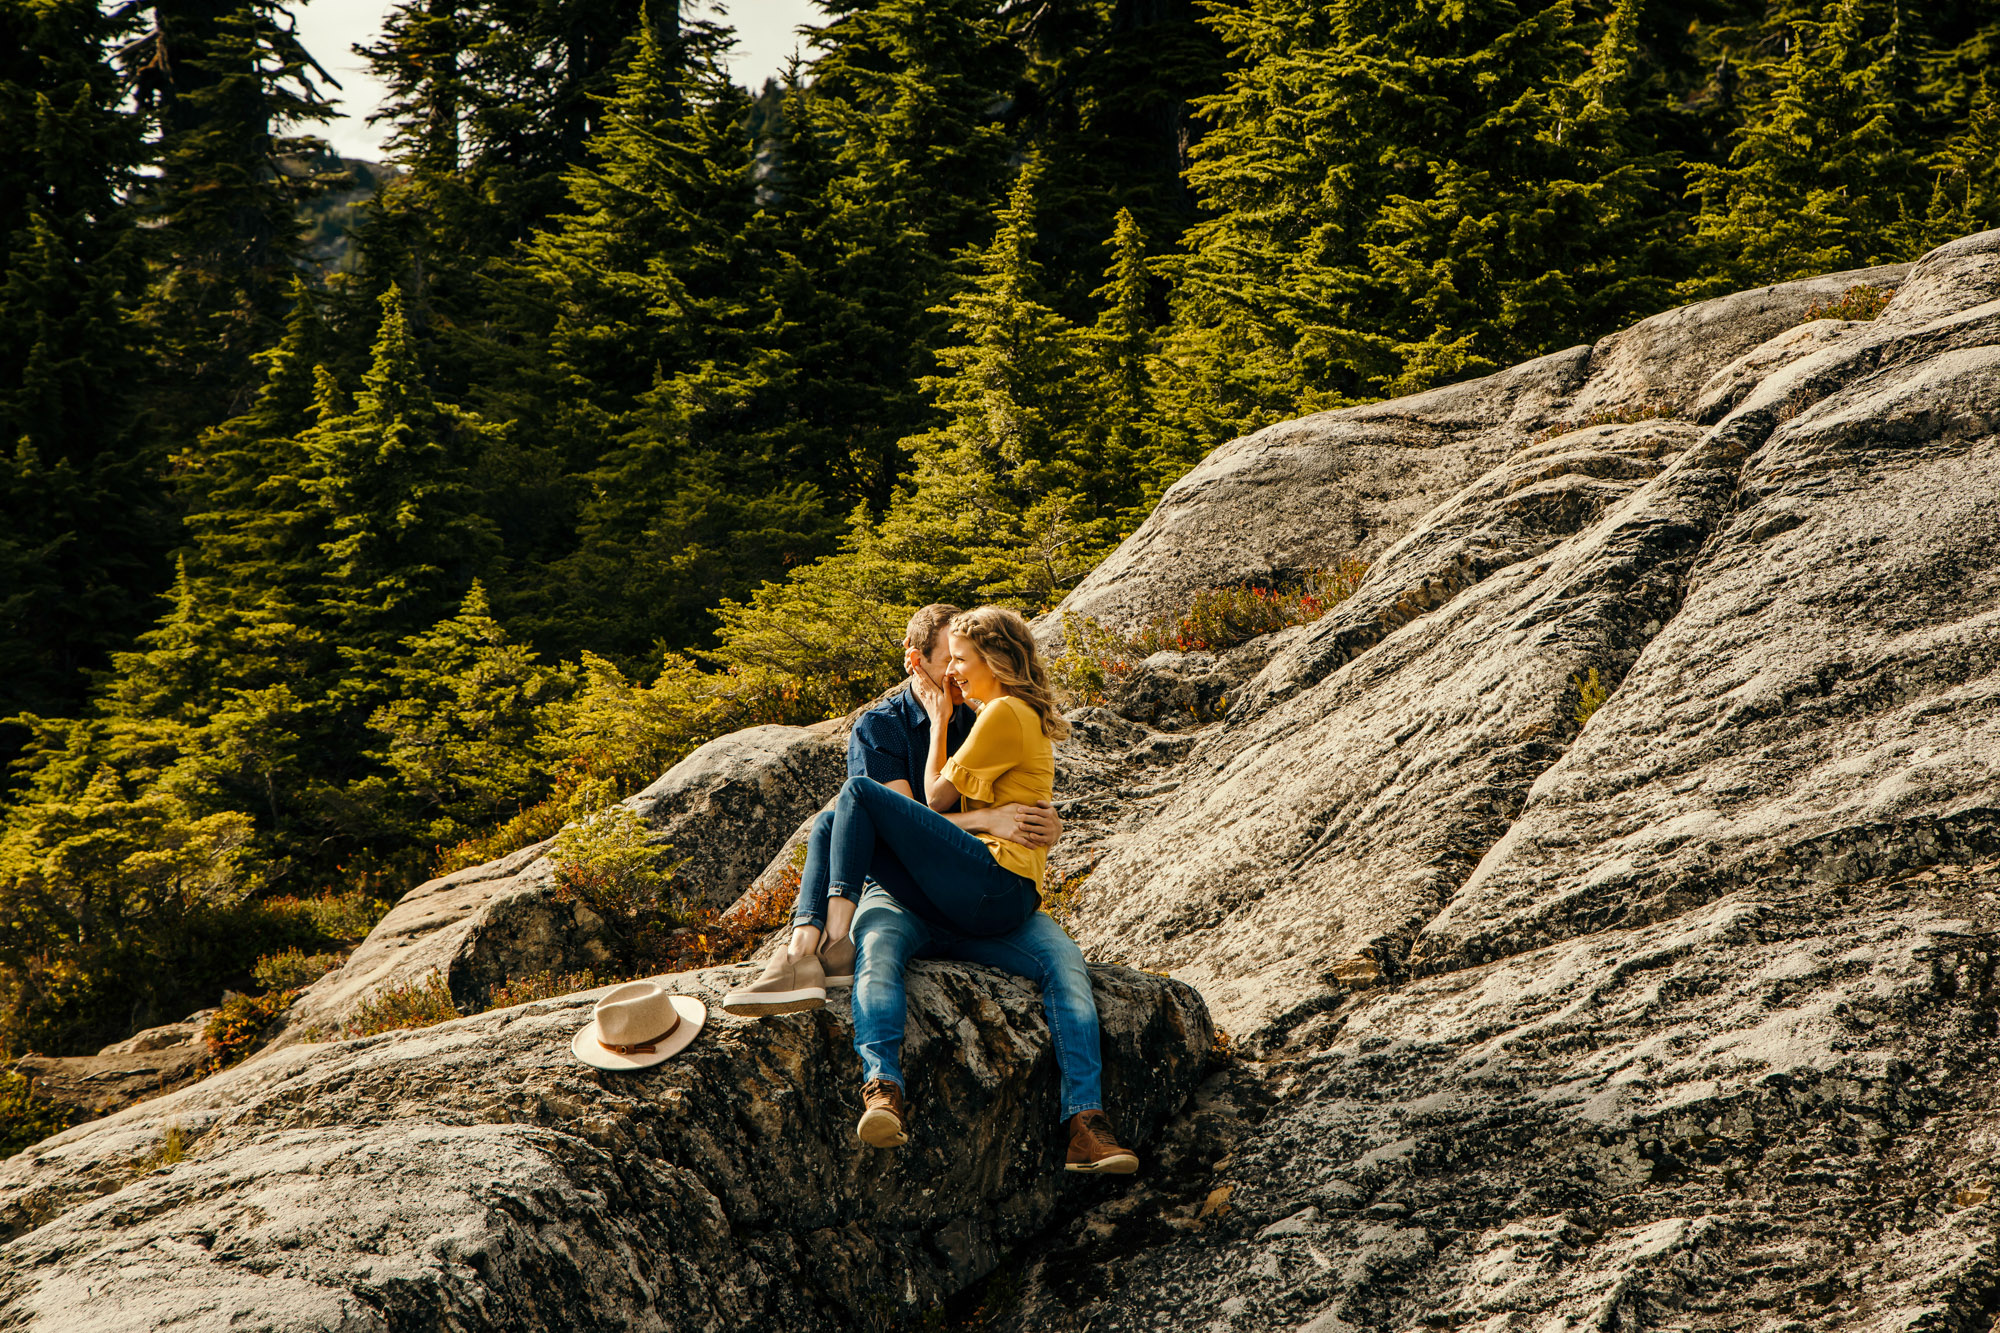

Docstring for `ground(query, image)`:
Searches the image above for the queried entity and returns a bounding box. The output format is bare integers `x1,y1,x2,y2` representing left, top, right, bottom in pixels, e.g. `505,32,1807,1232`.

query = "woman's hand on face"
909,664,953,724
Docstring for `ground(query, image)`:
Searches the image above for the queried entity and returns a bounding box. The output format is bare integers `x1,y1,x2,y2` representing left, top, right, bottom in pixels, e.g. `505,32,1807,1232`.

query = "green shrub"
0,1071,74,1158
1572,667,1610,728
203,990,294,1071
260,890,392,943
1802,284,1893,322
341,971,460,1040
549,797,683,923
1051,612,1136,705
251,948,343,991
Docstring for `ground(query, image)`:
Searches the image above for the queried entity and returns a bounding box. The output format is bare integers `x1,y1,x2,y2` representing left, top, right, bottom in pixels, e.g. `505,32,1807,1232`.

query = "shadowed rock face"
999,866,2000,1333
11,1012,216,1120
0,963,1209,1331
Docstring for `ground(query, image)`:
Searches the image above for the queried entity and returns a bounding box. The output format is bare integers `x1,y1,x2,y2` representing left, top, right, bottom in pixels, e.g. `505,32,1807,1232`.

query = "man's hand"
980,800,1063,849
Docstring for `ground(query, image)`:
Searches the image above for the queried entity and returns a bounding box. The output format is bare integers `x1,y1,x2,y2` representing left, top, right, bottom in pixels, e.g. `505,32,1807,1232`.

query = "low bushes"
1803,283,1893,322
484,970,611,1010
341,972,460,1040
251,948,343,991
0,887,386,1060
203,990,295,1071
0,1071,74,1158
1055,561,1368,705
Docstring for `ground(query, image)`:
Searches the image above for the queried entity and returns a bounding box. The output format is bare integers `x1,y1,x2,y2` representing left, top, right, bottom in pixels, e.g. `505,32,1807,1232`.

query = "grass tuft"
1572,666,1609,728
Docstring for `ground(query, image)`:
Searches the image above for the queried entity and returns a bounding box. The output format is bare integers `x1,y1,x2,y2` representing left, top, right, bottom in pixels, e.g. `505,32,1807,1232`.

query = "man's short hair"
904,603,964,657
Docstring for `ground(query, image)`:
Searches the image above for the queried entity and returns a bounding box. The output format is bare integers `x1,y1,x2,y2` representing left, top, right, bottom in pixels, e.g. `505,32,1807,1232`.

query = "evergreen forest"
2,0,1996,1058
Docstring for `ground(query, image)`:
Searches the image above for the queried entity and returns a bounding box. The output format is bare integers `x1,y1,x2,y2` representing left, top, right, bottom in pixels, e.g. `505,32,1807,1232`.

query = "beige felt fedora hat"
571,981,706,1070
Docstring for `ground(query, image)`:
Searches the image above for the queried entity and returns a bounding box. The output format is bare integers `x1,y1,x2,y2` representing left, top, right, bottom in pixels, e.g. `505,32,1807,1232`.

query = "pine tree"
706,160,1112,697
885,158,1108,607
1160,0,1677,445
361,583,569,849
510,15,758,426
301,287,501,657
503,16,842,665
1009,0,1226,314
762,0,1021,510
1681,0,1920,294
0,0,163,737
1917,73,2000,248
132,0,343,435
352,0,651,397
1086,207,1167,517
175,280,335,600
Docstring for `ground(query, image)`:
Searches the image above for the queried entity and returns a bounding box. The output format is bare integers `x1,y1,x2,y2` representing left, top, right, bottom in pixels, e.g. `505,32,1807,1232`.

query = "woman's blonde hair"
949,606,1071,741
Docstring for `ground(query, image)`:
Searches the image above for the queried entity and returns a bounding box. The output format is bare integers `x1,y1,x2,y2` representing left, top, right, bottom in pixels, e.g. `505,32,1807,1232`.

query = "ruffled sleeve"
941,698,1025,804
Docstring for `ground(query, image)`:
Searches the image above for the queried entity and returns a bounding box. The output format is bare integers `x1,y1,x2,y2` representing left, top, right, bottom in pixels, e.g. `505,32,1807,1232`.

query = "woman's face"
946,631,1002,704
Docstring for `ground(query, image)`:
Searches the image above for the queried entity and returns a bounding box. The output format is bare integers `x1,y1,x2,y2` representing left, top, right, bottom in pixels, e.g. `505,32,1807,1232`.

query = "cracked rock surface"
6,229,1998,1331
0,963,1208,1331
988,231,2000,1332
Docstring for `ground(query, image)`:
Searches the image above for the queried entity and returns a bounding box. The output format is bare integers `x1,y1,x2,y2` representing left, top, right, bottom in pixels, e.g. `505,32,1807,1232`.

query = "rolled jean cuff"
790,909,823,929
828,881,862,903
1064,1099,1104,1120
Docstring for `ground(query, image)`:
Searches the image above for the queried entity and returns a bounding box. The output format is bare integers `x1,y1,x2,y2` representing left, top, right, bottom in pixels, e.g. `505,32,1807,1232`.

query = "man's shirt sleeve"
848,708,912,786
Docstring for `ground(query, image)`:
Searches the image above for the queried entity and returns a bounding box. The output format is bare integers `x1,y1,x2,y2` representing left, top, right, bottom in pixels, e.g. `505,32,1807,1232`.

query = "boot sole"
720,988,827,1016
1064,1152,1139,1174
856,1108,908,1148
824,974,854,990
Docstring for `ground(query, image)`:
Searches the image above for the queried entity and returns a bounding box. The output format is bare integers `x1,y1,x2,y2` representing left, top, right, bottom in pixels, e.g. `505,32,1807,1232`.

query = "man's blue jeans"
850,884,1105,1121
792,776,1038,937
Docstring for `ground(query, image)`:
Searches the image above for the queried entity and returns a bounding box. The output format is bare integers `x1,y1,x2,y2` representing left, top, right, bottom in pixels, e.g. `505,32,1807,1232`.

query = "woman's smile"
946,630,1002,704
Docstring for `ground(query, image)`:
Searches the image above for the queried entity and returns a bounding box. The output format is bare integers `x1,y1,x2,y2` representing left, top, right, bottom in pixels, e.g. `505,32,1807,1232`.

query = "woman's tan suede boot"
819,935,856,989
720,950,827,1016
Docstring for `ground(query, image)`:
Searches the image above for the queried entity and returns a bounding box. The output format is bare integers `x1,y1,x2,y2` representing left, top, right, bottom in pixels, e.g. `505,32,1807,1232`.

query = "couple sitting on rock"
721,604,1139,1174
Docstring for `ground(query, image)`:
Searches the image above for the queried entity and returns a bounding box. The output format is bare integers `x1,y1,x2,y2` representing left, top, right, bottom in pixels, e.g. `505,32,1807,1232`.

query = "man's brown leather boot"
1065,1110,1139,1173
856,1079,908,1148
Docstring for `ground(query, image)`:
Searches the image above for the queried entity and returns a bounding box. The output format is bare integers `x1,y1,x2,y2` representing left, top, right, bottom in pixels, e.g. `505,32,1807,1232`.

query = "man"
724,605,1138,1173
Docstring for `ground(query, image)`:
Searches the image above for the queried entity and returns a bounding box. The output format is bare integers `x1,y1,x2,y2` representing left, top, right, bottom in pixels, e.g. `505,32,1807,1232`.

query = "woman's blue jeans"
791,776,1038,938
850,884,1105,1121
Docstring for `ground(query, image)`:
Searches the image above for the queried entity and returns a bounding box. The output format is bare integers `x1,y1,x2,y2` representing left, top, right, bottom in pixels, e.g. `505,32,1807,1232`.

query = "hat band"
598,1016,680,1056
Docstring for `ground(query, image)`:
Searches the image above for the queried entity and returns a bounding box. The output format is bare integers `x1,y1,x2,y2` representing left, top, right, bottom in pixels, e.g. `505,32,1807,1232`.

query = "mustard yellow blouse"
942,695,1055,886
